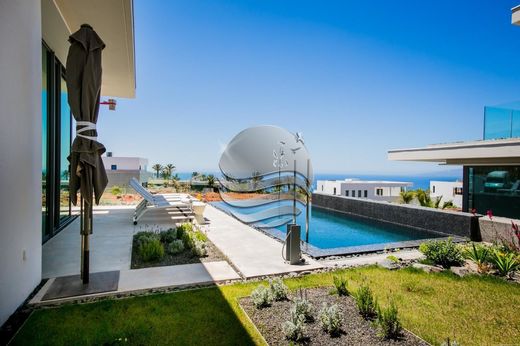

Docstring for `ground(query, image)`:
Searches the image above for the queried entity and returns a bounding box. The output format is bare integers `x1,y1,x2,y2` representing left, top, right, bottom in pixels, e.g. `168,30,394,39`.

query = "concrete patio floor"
203,205,323,278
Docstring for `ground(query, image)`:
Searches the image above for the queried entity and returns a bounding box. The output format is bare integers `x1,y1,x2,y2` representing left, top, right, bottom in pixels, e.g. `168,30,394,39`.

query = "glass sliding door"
41,41,75,242
59,75,71,220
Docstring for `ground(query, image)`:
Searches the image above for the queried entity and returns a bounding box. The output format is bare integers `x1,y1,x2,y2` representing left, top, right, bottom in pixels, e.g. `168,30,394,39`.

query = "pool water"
211,201,441,250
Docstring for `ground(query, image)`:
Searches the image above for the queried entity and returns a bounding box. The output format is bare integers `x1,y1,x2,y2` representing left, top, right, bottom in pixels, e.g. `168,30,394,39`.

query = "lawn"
12,266,520,345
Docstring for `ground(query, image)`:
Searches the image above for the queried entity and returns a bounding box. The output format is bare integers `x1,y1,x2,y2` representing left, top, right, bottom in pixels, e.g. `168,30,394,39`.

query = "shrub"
139,238,164,262
134,231,159,249
292,298,313,322
251,285,272,308
269,277,289,301
333,275,349,296
160,228,178,244
319,303,343,336
419,238,463,268
354,284,378,320
490,250,520,277
111,185,123,196
376,301,402,339
192,240,207,257
166,239,184,255
386,255,400,263
282,311,306,342
463,243,490,272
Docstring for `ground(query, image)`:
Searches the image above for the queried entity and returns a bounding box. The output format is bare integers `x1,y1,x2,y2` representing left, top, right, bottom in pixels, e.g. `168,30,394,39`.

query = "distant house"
430,181,463,208
316,179,412,202
102,153,151,191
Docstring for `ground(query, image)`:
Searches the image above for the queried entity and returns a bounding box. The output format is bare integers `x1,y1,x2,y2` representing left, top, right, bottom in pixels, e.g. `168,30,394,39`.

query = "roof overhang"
42,0,135,98
513,5,520,26
388,138,520,165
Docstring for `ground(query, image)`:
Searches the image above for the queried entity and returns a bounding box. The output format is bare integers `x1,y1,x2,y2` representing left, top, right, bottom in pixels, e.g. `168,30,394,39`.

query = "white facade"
0,0,43,326
0,0,135,326
430,181,463,208
103,156,148,171
316,179,412,202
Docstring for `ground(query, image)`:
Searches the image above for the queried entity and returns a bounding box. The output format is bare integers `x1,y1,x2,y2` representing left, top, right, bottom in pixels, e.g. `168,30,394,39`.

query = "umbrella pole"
80,194,91,284
80,195,84,280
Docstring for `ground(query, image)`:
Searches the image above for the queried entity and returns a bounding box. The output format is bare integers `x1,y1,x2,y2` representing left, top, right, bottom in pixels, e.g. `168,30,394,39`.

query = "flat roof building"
316,179,412,203
388,103,520,218
0,0,135,326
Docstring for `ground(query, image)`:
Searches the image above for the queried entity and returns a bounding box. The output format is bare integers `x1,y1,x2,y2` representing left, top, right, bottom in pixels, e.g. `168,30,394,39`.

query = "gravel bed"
241,287,429,346
131,238,227,269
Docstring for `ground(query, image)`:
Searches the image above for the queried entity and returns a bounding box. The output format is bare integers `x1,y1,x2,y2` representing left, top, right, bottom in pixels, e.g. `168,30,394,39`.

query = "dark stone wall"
312,193,479,239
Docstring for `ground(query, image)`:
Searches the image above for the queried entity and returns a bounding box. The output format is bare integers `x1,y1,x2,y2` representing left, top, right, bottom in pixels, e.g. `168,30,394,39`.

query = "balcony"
483,104,520,140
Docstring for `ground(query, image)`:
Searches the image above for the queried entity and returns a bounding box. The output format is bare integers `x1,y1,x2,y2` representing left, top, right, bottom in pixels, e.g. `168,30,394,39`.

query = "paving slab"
204,205,323,278
118,261,240,292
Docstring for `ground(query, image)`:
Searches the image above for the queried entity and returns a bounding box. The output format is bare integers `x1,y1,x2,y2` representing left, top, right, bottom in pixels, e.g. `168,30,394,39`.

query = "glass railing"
483,106,520,140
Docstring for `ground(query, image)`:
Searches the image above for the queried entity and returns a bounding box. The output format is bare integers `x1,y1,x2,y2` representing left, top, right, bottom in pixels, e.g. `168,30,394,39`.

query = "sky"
98,0,520,175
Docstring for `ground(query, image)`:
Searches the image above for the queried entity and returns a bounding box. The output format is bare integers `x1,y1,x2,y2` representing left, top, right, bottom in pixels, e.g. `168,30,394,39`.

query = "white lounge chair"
129,178,194,225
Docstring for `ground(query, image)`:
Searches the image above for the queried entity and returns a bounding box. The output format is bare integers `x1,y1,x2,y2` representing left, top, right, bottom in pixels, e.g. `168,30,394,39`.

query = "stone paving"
203,205,323,278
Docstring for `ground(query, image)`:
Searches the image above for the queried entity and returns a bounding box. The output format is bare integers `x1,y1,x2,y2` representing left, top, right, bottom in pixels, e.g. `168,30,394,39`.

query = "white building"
0,0,135,326
102,153,150,190
316,179,412,202
430,181,463,208
103,153,148,172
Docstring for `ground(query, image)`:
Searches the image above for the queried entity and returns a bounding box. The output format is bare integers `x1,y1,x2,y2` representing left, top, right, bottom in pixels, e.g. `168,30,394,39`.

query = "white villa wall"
103,157,148,171
0,0,42,325
430,181,463,208
316,180,411,202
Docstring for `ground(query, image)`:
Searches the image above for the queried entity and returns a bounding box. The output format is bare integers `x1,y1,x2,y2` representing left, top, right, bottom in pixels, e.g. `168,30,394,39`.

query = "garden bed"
240,287,428,346
131,224,227,269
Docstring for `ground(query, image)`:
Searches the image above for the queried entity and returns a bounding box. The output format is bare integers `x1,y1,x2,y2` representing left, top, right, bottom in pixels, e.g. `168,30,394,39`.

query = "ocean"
175,172,461,190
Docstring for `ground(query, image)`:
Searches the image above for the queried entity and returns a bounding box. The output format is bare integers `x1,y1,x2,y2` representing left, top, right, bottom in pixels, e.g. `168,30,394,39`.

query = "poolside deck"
203,205,323,278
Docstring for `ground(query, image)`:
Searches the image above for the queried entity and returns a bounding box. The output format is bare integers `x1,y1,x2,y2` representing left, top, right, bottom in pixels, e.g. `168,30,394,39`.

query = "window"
111,164,117,170
352,190,355,197
376,188,383,196
41,42,75,242
364,190,368,198
358,190,362,197
467,166,520,218
432,185,436,193
345,190,349,197
333,187,336,195
321,185,323,191
454,187,463,195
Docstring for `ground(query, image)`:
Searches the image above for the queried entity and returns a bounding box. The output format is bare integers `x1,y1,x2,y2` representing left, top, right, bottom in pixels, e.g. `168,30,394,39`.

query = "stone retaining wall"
312,193,480,240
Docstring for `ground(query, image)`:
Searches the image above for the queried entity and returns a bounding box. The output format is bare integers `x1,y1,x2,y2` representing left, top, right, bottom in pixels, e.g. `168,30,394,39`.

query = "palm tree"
399,190,415,204
152,164,162,178
161,168,170,181
207,174,215,189
164,164,176,179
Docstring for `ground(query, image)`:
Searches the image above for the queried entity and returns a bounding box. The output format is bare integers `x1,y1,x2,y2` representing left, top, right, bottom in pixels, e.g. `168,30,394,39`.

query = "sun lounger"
129,178,194,224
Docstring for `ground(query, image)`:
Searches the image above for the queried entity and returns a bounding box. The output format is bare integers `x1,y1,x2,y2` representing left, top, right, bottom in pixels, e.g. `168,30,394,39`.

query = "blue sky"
98,0,520,175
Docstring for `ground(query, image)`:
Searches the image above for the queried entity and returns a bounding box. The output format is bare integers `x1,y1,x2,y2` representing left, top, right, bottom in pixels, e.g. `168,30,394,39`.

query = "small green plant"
160,228,178,244
463,243,490,272
376,301,402,339
110,185,123,196
333,275,349,296
139,238,164,262
134,231,160,249
354,284,378,320
192,240,207,257
166,239,184,255
490,250,520,277
319,303,343,336
269,277,289,301
419,238,463,268
292,291,313,322
251,285,272,308
386,255,400,263
282,310,306,342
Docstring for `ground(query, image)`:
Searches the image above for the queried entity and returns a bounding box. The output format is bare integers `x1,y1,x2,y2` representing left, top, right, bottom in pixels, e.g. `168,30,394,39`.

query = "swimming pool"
210,201,445,256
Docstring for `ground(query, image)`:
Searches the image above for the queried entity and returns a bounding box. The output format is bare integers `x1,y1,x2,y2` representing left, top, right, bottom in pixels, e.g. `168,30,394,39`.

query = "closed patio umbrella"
66,24,107,284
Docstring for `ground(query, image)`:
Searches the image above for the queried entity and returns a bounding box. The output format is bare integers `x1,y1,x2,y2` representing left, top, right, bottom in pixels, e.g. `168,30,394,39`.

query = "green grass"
12,266,520,346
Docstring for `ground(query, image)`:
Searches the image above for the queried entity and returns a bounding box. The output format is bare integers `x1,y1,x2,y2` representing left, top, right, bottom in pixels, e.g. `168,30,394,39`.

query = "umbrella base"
42,270,119,301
